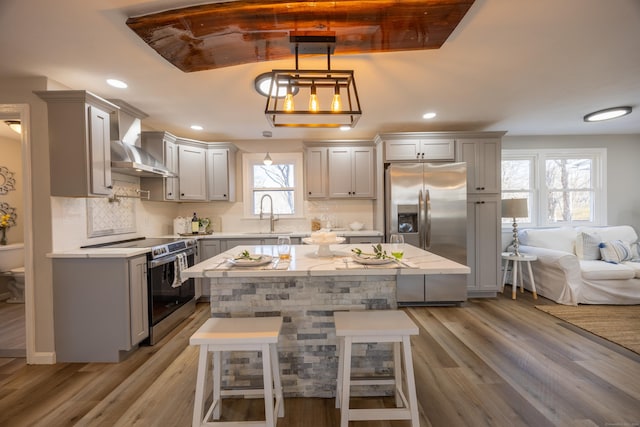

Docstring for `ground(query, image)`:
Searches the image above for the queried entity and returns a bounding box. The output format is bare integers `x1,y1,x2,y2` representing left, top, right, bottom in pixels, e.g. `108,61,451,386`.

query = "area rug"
535,304,640,355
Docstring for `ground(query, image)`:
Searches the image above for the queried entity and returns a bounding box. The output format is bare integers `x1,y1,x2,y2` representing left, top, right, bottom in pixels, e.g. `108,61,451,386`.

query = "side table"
501,252,538,300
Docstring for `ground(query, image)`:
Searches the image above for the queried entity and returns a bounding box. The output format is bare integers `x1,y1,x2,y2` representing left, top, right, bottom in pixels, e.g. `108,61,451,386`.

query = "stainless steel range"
86,237,197,344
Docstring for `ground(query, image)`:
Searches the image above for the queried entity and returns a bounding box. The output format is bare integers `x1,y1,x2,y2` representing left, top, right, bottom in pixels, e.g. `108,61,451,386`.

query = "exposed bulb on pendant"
283,92,294,112
331,84,342,112
309,83,319,112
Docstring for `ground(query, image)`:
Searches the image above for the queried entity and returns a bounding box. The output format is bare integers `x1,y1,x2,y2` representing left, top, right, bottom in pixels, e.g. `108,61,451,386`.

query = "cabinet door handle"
107,185,113,189
475,201,485,204
181,193,185,196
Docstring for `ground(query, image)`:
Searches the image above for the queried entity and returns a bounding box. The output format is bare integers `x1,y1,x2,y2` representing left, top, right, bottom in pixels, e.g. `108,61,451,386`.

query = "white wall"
0,135,23,242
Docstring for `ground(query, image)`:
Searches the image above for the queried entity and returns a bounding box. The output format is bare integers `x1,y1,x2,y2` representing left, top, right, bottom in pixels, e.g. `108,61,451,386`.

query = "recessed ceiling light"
583,106,632,122
339,125,351,131
106,78,128,89
422,112,437,120
191,125,203,131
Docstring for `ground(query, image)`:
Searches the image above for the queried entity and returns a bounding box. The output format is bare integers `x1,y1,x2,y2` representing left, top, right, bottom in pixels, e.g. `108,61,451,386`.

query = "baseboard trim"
28,351,56,365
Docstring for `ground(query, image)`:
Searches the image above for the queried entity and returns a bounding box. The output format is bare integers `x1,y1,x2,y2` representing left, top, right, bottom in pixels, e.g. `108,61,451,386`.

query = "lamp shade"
502,198,528,218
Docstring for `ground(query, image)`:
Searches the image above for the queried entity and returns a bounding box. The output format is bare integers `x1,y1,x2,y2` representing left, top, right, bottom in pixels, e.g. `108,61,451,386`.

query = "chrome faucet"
259,194,278,233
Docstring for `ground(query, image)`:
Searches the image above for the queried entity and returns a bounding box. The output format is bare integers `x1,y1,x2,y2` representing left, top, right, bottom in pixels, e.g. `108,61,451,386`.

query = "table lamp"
502,198,528,256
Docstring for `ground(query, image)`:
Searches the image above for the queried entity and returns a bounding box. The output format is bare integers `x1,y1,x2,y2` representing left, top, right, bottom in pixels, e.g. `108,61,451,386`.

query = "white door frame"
0,104,35,363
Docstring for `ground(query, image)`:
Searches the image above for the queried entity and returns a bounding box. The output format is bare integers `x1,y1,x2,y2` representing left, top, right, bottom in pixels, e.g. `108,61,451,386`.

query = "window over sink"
243,152,304,218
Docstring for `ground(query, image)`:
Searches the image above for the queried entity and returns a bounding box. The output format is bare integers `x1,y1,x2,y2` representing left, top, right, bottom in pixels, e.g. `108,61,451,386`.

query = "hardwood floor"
0,300,25,357
1,290,639,426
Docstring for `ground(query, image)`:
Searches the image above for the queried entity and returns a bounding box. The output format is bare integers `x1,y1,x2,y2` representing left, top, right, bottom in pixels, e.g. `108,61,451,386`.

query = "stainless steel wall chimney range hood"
108,99,176,178
110,140,176,178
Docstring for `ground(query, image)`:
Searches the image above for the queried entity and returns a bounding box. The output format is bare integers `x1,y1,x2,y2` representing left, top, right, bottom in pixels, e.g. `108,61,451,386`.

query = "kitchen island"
182,243,469,397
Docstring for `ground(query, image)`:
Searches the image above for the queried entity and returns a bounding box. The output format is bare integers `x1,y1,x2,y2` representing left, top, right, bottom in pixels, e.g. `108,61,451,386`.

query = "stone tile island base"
208,274,398,398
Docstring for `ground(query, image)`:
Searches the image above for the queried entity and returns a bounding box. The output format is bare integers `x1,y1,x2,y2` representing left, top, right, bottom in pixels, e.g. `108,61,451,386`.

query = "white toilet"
6,267,25,304
0,243,25,304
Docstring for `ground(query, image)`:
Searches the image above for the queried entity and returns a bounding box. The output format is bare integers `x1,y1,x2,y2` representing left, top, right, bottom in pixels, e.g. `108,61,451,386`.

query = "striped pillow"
575,232,601,260
599,240,633,264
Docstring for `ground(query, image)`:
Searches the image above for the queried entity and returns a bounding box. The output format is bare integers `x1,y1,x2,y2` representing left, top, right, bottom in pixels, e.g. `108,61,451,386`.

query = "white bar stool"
190,317,284,427
501,252,538,300
334,310,420,427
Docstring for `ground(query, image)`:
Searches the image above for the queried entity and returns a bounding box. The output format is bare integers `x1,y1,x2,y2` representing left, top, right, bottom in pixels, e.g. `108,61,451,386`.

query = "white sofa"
516,225,640,305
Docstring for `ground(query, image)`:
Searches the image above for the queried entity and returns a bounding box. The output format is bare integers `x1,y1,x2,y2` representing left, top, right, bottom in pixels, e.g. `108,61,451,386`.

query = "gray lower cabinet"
466,194,501,296
346,236,383,244
52,255,149,362
397,274,467,305
197,240,222,298
221,237,301,252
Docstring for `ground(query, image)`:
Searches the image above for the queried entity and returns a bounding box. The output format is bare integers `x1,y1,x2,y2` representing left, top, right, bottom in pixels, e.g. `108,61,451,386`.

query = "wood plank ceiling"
126,0,475,72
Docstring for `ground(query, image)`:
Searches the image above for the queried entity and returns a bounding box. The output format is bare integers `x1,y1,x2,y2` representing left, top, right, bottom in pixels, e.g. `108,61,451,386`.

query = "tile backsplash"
87,179,137,237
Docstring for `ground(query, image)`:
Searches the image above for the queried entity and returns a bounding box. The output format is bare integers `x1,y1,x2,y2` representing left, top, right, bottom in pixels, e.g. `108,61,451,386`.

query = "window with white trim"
501,148,606,227
242,152,304,218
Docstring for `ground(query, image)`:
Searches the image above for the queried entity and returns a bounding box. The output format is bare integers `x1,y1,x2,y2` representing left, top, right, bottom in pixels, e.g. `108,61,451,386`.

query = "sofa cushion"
519,227,577,253
580,260,636,280
599,240,634,264
622,261,640,278
575,231,602,260
577,225,638,244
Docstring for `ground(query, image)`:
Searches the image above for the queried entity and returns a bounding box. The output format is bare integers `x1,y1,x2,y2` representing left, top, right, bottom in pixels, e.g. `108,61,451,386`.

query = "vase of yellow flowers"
0,213,11,245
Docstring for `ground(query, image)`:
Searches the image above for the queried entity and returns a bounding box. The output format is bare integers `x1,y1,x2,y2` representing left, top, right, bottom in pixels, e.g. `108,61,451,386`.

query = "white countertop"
176,230,383,239
182,243,470,278
47,230,383,258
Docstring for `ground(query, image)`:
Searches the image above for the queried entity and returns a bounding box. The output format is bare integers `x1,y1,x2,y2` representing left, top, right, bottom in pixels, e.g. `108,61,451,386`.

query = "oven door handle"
149,247,196,268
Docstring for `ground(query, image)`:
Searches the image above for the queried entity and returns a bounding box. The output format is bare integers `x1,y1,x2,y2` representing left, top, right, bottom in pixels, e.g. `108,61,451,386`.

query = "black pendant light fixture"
262,32,362,129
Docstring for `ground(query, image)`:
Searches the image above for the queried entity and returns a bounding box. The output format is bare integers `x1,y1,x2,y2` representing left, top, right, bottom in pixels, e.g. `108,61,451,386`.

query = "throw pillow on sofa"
575,231,601,260
599,240,633,264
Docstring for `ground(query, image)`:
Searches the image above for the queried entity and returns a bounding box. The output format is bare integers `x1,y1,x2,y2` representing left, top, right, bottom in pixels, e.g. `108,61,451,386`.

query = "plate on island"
229,254,273,266
351,254,396,265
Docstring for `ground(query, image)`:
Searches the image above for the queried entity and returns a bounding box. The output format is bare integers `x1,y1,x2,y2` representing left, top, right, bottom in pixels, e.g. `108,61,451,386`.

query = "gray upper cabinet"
36,90,118,197
207,147,236,201
141,131,179,201
305,147,328,199
456,138,501,194
304,143,375,199
328,146,375,198
178,143,208,201
143,134,236,202
384,138,455,162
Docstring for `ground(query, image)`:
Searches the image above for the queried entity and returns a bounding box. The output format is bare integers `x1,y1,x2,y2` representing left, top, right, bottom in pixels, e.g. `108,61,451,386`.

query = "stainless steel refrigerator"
385,162,468,304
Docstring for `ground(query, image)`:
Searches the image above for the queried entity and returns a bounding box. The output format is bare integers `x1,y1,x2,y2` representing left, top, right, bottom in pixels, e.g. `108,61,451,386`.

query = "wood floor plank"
0,294,639,426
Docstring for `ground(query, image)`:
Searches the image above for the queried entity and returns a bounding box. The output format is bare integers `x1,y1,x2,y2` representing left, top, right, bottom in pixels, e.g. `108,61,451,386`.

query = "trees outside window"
243,153,304,218
502,149,606,227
